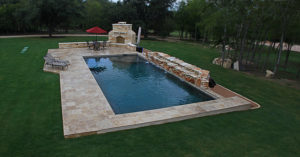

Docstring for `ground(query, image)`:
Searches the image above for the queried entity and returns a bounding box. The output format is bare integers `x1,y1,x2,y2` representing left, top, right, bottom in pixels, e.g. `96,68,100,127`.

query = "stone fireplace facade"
108,22,136,44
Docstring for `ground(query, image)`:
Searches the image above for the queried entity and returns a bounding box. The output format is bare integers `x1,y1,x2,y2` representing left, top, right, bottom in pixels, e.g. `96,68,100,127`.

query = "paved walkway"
211,85,260,109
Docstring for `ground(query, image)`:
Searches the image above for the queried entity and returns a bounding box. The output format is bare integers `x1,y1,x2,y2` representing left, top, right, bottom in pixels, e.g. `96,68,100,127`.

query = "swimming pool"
84,55,214,114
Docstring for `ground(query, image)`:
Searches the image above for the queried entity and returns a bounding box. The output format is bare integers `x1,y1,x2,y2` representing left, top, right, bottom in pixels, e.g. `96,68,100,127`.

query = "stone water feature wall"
143,50,210,88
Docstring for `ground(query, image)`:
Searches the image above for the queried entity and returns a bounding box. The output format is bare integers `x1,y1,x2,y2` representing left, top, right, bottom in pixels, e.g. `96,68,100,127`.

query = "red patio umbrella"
86,26,107,41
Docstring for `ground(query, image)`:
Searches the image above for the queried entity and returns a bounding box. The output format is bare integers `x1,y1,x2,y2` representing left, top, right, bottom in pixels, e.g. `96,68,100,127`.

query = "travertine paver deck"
44,47,257,138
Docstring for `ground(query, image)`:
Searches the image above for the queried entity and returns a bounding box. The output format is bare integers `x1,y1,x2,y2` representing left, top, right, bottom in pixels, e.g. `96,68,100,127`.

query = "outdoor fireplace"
116,36,125,44
108,22,136,44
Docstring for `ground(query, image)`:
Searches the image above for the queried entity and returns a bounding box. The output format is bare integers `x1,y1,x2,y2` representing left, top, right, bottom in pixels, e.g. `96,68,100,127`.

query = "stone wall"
58,41,111,49
58,41,136,52
142,51,210,88
59,42,89,49
109,43,136,51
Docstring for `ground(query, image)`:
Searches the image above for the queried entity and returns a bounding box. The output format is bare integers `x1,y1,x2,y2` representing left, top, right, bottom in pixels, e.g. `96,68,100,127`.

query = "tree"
0,1,19,33
284,15,300,68
273,0,298,75
114,0,175,37
175,1,187,39
32,0,82,37
148,0,176,36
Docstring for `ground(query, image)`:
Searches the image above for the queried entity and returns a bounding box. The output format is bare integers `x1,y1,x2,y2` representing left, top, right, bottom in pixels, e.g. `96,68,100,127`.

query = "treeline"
175,0,300,75
0,0,175,36
1,0,299,75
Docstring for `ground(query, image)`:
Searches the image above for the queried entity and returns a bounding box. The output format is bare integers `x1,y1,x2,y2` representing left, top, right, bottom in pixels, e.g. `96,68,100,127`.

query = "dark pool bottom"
84,55,214,114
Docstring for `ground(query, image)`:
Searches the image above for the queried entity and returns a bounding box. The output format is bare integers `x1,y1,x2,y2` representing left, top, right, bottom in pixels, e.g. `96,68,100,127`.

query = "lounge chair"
46,53,70,65
44,57,69,70
44,53,70,70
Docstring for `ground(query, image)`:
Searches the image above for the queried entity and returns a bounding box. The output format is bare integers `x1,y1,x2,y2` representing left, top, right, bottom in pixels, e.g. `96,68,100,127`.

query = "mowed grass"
0,37,299,157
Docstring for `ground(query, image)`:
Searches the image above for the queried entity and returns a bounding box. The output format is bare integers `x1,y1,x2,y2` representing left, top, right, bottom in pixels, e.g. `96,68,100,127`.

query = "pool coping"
43,47,259,138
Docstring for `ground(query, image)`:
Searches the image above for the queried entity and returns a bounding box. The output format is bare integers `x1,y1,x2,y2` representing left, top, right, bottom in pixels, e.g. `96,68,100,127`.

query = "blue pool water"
84,55,214,114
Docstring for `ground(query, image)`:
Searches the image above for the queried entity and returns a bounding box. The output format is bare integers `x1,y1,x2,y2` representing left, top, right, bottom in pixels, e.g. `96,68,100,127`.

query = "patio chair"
86,41,93,50
99,41,104,50
102,41,107,50
94,41,100,51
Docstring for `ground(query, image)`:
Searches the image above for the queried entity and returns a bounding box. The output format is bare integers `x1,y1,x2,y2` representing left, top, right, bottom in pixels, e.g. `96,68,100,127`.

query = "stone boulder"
212,57,232,69
265,70,274,78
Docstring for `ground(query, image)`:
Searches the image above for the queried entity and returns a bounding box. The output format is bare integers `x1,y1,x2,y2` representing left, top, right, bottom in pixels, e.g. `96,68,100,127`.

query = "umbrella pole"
96,34,98,41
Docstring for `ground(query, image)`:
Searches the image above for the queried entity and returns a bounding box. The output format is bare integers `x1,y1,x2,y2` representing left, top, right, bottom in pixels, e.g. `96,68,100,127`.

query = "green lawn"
0,37,299,157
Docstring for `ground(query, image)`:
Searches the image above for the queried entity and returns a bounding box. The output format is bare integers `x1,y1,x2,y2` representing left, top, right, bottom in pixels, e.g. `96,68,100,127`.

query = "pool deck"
44,47,259,138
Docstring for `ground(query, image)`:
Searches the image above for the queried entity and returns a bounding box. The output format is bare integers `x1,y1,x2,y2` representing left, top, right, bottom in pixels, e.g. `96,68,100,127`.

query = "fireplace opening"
116,36,125,44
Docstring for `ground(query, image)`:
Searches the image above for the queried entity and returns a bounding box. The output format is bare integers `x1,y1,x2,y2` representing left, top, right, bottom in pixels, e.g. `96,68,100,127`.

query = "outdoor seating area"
44,40,111,71
87,41,109,51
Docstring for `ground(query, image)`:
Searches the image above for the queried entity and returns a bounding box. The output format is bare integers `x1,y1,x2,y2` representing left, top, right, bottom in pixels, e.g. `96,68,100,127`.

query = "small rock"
223,60,232,69
265,70,274,78
212,58,218,64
